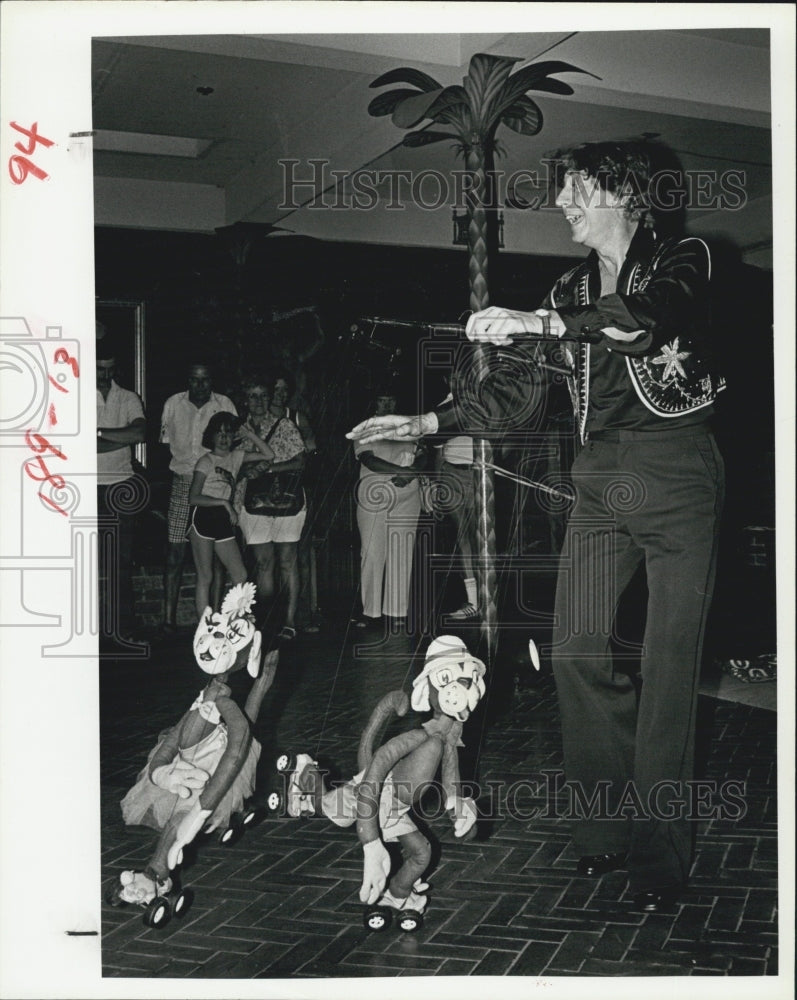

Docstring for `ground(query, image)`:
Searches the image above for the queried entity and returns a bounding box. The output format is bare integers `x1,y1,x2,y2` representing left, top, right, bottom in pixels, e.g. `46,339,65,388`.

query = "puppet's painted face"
193,607,259,677
193,582,261,677
426,656,486,722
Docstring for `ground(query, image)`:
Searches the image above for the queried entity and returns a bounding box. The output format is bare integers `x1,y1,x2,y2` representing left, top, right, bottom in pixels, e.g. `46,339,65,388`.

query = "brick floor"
100,620,778,979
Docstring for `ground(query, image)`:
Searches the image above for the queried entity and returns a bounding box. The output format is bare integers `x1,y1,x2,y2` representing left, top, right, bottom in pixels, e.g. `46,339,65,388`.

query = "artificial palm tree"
369,53,592,663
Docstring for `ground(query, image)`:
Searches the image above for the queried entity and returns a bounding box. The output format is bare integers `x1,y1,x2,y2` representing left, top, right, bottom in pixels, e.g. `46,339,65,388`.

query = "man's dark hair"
550,140,656,229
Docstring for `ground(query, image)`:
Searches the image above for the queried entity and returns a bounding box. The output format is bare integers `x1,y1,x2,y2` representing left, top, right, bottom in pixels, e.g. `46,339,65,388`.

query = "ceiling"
91,29,773,267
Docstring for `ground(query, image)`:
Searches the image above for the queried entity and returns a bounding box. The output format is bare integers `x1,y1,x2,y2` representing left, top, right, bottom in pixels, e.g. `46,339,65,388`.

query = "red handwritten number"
53,347,79,378
25,429,66,461
8,122,54,185
24,454,65,488
10,121,55,155
39,492,68,516
24,429,69,515
8,156,48,184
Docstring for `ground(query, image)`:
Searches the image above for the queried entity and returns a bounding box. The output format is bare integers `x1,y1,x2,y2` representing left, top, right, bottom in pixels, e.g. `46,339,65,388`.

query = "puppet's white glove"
446,795,478,838
360,839,391,904
167,801,212,870
151,759,209,799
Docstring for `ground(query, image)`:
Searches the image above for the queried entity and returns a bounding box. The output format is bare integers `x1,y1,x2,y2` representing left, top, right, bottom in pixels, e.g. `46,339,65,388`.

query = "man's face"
96,359,115,393
187,365,212,405
555,170,625,250
375,395,397,416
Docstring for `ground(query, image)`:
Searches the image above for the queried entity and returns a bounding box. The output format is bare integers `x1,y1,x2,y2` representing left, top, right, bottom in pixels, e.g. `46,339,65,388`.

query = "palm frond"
464,53,523,128
368,89,425,118
369,67,442,92
519,78,576,96
514,59,601,82
426,85,468,119
500,96,543,137
493,61,597,120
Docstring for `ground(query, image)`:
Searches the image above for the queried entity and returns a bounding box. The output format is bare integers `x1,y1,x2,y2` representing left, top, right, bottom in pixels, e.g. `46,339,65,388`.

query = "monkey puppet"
109,583,277,916
285,635,486,918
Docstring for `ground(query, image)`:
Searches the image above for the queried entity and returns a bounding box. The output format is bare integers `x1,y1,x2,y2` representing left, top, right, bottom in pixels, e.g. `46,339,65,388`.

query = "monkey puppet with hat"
109,583,277,916
284,635,486,919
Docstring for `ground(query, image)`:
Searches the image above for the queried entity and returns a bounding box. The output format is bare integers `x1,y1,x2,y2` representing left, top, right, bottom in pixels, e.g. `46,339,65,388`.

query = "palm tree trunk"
465,144,498,667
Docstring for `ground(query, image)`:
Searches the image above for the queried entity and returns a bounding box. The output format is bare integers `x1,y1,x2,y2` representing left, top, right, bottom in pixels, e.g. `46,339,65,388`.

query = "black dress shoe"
576,852,627,877
632,887,680,912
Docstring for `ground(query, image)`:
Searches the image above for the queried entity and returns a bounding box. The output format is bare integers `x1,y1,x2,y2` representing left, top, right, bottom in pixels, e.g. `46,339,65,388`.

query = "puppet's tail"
357,690,409,773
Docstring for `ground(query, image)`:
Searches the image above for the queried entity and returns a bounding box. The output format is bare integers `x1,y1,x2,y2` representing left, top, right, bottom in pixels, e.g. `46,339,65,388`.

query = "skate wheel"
266,789,283,813
219,814,243,845
275,752,294,773
242,803,266,827
398,910,423,933
143,896,172,928
172,887,194,919
363,907,392,932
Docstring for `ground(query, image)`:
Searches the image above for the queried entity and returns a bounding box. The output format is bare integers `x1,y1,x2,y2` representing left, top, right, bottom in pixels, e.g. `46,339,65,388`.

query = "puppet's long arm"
357,690,409,773
147,716,186,775
440,741,461,803
198,696,252,814
244,649,279,724
355,729,429,846
166,697,252,869
441,741,478,838
355,728,429,905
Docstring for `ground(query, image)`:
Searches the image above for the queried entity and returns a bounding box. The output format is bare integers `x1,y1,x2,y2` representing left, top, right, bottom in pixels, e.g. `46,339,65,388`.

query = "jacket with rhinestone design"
435,227,725,444
543,227,725,442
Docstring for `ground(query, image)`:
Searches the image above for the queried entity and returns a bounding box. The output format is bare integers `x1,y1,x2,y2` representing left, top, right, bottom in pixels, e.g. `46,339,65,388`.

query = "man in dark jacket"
347,141,726,913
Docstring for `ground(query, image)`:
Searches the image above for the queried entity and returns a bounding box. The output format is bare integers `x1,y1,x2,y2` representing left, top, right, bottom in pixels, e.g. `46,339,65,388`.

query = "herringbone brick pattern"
100,625,778,979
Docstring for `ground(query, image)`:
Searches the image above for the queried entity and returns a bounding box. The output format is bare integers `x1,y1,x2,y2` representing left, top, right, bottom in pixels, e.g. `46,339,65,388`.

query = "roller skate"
215,795,268,846
363,883,428,933
266,751,319,818
106,869,193,929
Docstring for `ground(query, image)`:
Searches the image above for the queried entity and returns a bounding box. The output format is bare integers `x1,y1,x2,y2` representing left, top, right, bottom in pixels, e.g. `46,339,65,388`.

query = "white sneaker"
446,603,479,621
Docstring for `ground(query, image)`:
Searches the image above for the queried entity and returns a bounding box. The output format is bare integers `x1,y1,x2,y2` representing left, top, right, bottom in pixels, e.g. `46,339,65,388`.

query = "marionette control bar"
356,316,603,343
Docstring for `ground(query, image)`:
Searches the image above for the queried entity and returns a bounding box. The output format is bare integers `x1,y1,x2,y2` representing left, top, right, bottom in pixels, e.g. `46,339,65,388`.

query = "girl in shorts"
188,412,274,618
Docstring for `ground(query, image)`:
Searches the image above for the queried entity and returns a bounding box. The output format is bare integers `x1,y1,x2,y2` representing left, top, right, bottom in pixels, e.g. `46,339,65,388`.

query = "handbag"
243,418,305,517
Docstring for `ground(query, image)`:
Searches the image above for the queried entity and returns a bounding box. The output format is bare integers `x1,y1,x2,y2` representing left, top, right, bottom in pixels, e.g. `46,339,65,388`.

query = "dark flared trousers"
550,426,724,892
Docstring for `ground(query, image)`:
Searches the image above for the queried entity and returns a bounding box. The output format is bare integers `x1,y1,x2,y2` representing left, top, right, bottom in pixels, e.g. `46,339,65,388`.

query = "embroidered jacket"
436,227,724,444
544,227,725,441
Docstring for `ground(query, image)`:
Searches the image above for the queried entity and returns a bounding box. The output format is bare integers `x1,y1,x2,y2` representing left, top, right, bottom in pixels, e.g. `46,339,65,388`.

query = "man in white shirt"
159,361,237,630
96,340,146,642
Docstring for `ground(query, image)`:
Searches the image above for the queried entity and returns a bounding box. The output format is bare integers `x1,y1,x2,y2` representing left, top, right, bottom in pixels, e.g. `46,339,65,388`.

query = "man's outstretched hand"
465,306,561,344
346,413,438,446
